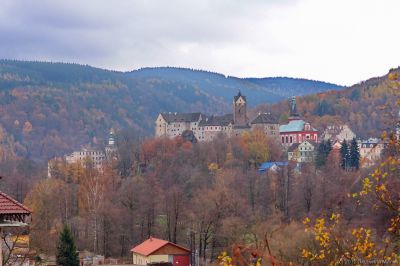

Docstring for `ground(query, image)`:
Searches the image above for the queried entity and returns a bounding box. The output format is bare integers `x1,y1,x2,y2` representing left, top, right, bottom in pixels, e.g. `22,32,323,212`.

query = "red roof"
0,191,31,215
131,237,190,256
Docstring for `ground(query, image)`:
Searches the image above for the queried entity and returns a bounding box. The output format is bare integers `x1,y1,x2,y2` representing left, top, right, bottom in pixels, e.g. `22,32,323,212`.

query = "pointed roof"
131,237,190,256
0,191,31,222
234,91,246,102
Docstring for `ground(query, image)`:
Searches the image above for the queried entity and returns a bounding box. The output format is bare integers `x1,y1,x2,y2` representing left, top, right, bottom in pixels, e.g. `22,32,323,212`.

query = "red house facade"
280,119,319,146
280,96,319,146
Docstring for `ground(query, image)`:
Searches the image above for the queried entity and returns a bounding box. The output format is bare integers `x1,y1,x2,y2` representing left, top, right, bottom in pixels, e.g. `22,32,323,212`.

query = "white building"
48,129,117,177
288,140,317,163
322,124,356,142
358,138,386,167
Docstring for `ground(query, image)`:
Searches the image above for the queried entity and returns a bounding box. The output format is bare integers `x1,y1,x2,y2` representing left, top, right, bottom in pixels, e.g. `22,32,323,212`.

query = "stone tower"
233,91,248,126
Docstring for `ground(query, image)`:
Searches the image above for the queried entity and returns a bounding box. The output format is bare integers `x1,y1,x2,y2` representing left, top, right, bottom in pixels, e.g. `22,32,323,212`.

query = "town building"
322,124,356,142
288,140,317,163
131,237,190,266
47,129,117,177
251,113,280,139
358,138,387,167
0,190,32,266
279,97,318,146
155,112,204,140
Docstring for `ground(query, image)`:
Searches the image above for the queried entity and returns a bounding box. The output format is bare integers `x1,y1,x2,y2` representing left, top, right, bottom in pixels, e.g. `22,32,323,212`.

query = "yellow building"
131,237,190,266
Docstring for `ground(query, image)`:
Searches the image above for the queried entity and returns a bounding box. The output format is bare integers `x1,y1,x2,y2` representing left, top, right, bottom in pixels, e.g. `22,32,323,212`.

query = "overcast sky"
0,0,398,85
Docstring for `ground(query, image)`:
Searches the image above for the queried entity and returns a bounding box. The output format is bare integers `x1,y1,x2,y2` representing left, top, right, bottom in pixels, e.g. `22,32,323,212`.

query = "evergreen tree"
316,140,326,167
349,138,360,170
56,225,79,266
340,139,350,170
316,140,333,168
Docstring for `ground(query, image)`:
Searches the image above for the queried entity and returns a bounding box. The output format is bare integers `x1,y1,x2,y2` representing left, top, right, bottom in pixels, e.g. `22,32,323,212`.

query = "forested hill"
253,67,400,139
0,60,342,162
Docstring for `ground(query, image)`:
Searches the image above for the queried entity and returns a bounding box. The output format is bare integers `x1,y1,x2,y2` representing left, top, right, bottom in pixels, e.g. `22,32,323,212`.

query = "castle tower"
233,91,248,126
288,96,300,121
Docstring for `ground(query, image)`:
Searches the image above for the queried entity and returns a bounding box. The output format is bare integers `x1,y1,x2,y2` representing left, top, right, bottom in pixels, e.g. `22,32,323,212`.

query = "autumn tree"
24,178,74,254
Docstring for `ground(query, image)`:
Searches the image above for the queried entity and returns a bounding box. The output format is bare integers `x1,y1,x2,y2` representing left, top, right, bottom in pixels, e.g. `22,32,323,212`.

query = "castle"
155,92,280,141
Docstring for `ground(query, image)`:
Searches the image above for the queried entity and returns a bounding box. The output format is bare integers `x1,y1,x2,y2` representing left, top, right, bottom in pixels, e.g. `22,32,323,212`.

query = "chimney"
150,236,153,241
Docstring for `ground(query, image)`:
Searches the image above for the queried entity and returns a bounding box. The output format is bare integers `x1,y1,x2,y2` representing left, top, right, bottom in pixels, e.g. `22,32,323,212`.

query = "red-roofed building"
0,191,31,223
0,190,32,266
131,237,190,266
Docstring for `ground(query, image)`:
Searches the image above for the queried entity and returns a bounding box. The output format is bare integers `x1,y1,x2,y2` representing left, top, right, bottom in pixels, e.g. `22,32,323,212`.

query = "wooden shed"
131,237,190,266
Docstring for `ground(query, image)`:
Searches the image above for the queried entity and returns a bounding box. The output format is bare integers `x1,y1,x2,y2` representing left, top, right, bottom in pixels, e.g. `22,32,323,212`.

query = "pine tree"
349,138,360,170
316,141,327,167
316,140,333,168
340,140,350,170
56,225,79,266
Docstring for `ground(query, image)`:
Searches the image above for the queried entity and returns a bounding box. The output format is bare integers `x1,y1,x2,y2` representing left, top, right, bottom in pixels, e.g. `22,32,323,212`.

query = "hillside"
0,60,342,162
253,67,400,139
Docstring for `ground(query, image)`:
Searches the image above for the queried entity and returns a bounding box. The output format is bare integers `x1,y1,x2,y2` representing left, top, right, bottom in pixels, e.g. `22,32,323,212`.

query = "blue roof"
279,120,305,133
279,120,318,133
258,161,288,173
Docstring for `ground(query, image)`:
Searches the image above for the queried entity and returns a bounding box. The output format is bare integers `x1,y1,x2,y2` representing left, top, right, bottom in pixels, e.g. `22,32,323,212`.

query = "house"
131,237,190,266
358,138,387,168
0,190,32,266
279,97,318,146
250,113,280,139
288,140,317,163
322,124,356,142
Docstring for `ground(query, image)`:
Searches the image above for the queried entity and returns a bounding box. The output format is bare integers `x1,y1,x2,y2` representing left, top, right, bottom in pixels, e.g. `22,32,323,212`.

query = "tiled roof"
161,112,202,123
131,237,190,256
199,114,233,126
279,120,317,133
251,113,278,124
0,191,31,215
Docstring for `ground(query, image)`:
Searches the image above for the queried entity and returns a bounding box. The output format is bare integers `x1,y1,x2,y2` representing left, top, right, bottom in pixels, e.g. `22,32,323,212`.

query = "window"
290,136,292,143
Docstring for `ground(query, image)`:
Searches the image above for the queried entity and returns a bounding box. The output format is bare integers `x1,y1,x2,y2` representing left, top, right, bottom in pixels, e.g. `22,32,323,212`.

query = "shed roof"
131,237,190,256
